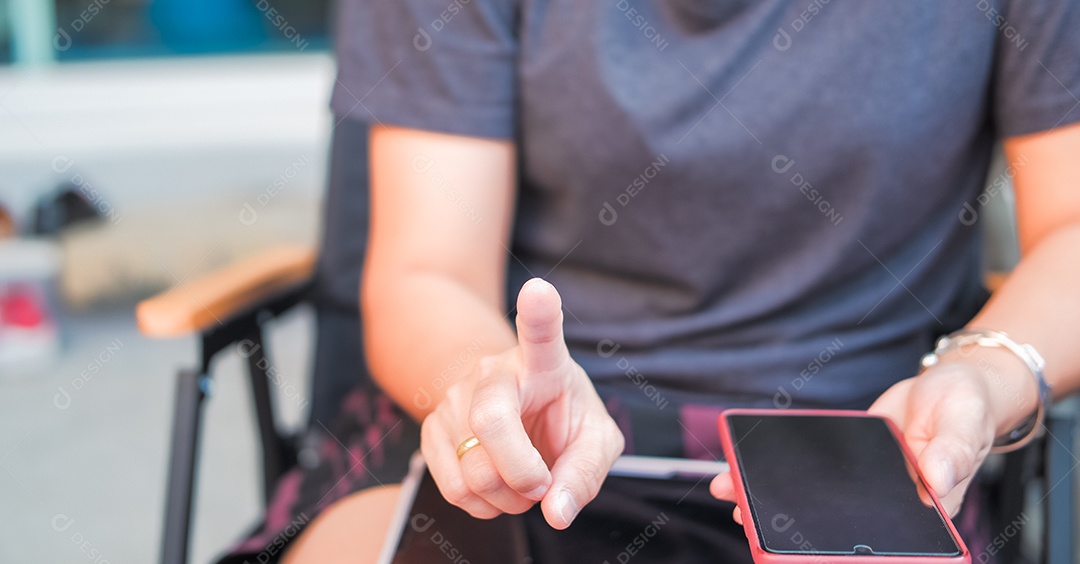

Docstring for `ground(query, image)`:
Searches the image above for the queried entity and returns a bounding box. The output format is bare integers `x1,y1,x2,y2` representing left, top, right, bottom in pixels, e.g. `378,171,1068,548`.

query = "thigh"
283,485,402,564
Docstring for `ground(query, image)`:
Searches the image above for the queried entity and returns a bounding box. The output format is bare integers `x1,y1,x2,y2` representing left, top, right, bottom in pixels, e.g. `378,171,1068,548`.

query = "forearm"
363,124,518,422
363,268,517,421
940,123,1080,438
962,222,1080,433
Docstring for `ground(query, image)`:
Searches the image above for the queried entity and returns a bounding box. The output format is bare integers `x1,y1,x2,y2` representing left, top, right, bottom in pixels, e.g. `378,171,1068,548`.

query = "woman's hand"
867,361,1001,516
711,351,1036,519
421,278,625,529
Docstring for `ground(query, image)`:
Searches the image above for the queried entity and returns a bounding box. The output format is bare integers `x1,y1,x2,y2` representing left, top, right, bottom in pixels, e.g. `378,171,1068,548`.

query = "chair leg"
1043,412,1077,564
243,332,291,504
160,369,209,564
992,450,1030,564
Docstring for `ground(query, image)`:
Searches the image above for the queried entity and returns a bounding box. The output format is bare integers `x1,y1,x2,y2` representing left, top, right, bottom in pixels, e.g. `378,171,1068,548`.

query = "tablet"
376,453,751,564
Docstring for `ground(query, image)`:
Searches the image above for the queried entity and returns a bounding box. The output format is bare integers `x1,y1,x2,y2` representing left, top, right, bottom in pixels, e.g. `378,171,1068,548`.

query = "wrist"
932,347,1038,437
922,329,1051,452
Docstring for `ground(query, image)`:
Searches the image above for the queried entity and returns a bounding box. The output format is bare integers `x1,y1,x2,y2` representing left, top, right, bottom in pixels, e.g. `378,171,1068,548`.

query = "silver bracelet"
920,329,1052,453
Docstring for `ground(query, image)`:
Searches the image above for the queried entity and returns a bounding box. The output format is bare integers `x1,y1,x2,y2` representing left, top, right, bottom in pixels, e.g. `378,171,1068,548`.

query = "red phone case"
717,409,971,564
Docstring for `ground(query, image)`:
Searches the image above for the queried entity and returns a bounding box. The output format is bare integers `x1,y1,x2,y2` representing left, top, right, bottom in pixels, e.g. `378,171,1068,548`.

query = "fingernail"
555,490,580,527
938,460,956,493
524,484,548,501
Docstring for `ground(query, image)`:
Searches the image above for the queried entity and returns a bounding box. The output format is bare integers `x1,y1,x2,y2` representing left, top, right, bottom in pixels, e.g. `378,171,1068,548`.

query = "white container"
0,239,62,372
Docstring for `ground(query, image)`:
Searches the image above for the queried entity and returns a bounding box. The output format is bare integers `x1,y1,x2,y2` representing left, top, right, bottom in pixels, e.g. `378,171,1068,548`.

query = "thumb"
913,408,989,513
917,437,976,517
540,426,616,529
709,471,737,503
516,278,571,374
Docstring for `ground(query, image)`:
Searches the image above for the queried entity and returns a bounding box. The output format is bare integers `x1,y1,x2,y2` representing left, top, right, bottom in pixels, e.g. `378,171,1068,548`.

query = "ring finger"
457,440,538,515
421,416,502,519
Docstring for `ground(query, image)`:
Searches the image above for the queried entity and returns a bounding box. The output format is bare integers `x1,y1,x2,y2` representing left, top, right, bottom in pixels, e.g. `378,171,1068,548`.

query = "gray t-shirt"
332,1,1080,456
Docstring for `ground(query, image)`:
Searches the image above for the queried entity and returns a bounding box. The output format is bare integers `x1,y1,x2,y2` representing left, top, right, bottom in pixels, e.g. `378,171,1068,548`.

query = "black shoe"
31,184,104,236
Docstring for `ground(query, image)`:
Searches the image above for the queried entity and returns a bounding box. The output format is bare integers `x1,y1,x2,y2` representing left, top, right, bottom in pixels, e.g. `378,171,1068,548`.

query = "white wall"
0,52,333,223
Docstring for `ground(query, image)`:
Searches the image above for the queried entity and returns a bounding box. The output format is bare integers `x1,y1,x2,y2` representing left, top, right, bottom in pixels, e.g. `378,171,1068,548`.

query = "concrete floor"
0,302,313,563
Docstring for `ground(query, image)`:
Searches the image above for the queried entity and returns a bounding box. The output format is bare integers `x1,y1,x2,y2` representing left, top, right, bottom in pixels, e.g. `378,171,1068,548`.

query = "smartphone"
376,453,749,564
718,409,970,564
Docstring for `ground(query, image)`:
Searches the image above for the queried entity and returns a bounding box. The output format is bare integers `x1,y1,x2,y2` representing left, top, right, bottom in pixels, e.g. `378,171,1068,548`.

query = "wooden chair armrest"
136,244,316,338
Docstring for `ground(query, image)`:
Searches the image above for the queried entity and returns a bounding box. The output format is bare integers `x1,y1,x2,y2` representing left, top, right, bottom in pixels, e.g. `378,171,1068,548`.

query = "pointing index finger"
515,278,571,375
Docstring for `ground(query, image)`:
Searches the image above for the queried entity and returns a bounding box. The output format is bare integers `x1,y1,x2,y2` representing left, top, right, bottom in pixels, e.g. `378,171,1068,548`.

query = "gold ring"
456,436,481,460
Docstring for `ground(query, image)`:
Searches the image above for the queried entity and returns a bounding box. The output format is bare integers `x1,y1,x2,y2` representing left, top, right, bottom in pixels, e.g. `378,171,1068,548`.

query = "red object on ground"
0,286,47,328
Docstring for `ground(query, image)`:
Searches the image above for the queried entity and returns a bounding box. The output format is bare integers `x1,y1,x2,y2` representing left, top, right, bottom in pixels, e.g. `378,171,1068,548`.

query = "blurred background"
1,0,331,561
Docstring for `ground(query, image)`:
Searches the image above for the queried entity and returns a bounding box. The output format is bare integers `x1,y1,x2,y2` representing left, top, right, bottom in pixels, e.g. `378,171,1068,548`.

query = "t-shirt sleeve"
992,0,1080,137
331,0,519,139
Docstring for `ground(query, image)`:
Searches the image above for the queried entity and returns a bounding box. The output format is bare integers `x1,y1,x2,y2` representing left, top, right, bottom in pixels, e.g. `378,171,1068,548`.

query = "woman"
278,1,1080,562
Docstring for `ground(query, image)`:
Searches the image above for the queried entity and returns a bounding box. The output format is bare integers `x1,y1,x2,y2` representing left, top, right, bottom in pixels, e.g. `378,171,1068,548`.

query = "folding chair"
138,117,420,564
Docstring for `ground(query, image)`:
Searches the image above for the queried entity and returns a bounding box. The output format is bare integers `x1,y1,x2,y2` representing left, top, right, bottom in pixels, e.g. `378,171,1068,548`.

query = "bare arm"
362,125,518,420
971,120,1080,406
363,124,624,529
867,121,1080,514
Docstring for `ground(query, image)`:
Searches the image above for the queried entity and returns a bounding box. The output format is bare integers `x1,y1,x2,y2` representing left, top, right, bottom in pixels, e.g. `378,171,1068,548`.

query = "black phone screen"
725,413,962,557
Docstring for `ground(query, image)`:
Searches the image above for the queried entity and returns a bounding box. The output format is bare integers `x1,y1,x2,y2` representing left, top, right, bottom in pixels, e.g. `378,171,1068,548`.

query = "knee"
282,485,402,564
